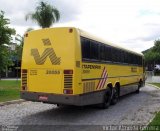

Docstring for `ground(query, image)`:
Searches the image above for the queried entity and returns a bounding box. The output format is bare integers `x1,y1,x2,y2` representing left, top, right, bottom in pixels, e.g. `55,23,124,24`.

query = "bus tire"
100,88,112,109
111,87,119,105
135,81,142,94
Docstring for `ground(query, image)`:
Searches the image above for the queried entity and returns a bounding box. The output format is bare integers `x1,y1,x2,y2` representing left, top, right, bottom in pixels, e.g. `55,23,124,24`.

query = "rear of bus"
20,27,83,105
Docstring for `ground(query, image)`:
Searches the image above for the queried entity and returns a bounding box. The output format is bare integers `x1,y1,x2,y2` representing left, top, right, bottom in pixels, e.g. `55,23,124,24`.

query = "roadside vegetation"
0,11,15,79
145,83,160,129
144,112,160,131
25,1,60,28
143,40,160,74
150,83,160,88
148,112,160,125
0,80,20,102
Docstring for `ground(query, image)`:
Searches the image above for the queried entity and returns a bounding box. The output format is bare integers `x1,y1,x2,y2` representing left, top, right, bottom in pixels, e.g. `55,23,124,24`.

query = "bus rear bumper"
20,91,104,106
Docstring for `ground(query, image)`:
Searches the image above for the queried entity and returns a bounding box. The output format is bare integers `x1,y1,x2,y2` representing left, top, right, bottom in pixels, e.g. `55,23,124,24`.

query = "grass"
149,112,160,125
143,112,160,131
150,83,160,88
0,80,20,102
143,82,160,130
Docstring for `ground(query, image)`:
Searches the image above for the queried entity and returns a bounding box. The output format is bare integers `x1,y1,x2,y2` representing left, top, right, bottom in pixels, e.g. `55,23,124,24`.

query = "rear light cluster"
22,86,26,90
22,69,27,73
64,70,73,74
21,69,28,91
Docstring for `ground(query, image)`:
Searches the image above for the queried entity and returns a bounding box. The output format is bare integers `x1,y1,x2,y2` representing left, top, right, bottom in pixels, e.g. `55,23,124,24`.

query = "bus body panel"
28,69,63,94
21,27,145,106
21,28,80,94
81,62,143,94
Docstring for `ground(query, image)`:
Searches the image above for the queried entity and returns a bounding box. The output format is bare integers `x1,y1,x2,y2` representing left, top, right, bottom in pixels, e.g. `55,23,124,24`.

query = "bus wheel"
135,81,142,94
101,89,112,109
111,87,119,105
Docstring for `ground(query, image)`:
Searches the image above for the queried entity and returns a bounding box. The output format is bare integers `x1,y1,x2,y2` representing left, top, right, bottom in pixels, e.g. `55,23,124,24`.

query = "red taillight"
69,28,73,33
64,70,73,74
22,86,26,90
64,89,73,94
22,69,27,73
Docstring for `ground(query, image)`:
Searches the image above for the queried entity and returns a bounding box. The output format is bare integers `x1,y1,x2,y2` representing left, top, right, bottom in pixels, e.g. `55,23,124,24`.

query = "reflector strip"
96,67,108,89
101,73,108,89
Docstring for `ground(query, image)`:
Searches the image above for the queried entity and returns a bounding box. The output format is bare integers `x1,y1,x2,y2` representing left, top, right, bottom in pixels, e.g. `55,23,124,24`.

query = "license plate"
39,96,48,101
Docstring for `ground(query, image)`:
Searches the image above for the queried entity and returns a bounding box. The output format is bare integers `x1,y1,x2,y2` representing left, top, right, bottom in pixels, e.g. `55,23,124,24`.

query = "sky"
0,0,160,53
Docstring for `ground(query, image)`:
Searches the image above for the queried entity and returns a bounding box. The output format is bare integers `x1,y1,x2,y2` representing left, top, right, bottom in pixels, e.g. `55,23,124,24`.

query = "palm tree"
25,1,60,28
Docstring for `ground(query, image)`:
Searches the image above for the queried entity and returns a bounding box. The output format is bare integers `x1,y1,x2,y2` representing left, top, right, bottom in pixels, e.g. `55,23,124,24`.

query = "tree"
0,11,15,45
144,50,155,63
15,28,34,61
26,1,60,28
0,11,15,79
152,40,160,53
143,39,160,71
144,40,160,64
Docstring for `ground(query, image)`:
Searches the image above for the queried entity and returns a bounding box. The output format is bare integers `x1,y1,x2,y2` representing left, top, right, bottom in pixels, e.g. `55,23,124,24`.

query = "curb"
146,113,157,127
0,99,26,107
146,83,160,90
145,83,160,126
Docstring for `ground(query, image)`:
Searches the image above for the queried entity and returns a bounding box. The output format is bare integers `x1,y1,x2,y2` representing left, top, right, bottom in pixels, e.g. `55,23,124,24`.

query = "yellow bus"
21,27,145,108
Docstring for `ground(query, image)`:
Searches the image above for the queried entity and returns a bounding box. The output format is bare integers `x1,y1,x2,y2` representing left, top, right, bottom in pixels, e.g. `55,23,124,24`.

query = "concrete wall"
146,71,160,83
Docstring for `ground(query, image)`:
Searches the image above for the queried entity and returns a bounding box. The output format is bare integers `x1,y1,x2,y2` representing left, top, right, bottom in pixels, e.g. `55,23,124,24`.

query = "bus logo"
31,39,61,65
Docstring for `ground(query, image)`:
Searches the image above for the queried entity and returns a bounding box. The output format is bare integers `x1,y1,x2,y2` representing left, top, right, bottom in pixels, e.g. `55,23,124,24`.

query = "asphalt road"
0,85,160,131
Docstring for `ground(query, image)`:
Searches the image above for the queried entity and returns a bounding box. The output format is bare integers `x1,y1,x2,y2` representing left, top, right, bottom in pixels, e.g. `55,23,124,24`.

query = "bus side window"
100,44,105,61
90,40,99,60
128,53,131,64
120,50,124,63
116,49,121,63
106,45,112,62
112,47,117,62
81,37,90,59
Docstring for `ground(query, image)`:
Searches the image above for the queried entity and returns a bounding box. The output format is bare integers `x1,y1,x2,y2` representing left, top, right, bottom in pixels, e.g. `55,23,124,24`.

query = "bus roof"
27,27,143,56
77,28,143,56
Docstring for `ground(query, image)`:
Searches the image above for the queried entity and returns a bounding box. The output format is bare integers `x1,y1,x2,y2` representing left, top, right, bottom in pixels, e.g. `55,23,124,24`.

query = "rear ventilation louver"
83,82,95,93
64,74,73,88
22,70,28,90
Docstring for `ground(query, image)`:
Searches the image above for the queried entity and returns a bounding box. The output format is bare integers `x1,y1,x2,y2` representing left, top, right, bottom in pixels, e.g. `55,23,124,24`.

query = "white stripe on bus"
101,73,108,89
97,67,107,89
96,67,105,89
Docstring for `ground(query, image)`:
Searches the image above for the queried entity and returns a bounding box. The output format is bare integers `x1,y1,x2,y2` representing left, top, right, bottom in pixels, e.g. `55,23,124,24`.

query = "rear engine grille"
22,70,28,90
64,74,73,88
83,82,95,93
